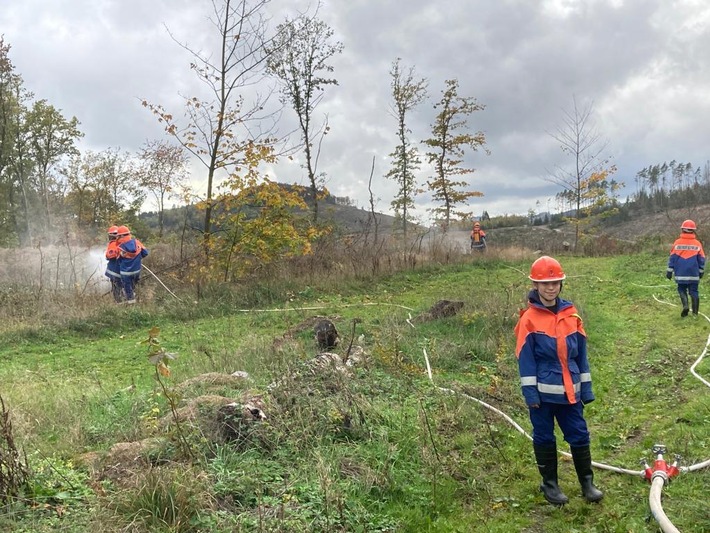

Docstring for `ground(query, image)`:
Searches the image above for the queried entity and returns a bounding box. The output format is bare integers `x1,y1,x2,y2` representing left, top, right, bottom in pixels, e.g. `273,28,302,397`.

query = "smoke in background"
0,246,110,293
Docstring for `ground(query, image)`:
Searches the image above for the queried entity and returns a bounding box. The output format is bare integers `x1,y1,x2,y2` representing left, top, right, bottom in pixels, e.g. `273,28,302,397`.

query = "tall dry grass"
0,227,542,333
268,229,535,287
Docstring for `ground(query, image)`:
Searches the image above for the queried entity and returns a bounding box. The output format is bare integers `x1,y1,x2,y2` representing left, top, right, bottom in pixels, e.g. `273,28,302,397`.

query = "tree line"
0,36,191,246
1,0,493,262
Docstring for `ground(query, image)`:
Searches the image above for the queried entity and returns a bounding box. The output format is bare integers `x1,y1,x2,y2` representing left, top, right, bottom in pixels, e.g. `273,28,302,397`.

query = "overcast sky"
2,0,709,219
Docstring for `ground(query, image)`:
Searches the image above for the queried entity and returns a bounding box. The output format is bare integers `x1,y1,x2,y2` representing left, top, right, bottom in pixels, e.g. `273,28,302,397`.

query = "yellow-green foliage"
203,142,323,282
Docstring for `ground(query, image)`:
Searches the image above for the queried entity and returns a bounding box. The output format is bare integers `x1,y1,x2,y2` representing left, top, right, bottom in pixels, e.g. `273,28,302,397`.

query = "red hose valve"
666,455,681,479
641,459,653,481
643,445,681,484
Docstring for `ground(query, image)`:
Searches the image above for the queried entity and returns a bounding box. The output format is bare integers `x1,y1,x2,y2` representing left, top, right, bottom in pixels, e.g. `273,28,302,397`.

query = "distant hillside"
590,204,710,242
139,185,400,236
140,181,710,250
462,204,710,256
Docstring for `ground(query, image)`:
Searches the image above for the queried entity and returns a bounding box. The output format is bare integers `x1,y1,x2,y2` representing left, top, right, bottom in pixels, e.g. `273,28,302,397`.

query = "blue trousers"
110,277,123,302
121,274,140,300
677,281,699,299
529,402,590,448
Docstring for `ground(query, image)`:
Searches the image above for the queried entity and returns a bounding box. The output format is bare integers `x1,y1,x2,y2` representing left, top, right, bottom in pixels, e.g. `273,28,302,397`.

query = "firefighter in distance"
470,222,487,252
666,219,705,318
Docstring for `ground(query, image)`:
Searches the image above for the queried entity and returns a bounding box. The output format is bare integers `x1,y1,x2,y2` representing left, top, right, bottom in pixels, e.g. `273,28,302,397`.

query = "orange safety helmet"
107,225,119,235
529,256,566,282
117,225,131,236
681,219,697,231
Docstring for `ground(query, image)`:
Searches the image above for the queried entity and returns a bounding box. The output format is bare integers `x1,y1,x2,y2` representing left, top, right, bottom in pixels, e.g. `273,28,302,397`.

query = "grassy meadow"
0,251,707,532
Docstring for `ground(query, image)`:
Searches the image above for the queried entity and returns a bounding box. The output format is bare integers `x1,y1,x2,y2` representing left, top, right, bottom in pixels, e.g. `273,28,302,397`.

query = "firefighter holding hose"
116,225,149,304
104,225,123,303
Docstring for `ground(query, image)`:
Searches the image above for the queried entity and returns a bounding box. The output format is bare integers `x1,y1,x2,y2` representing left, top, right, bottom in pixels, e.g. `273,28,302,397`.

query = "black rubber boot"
533,445,569,505
571,446,604,502
680,292,689,317
691,296,699,317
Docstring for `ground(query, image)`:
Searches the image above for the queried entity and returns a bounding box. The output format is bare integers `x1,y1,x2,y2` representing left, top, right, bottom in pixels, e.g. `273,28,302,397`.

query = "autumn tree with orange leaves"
210,142,319,282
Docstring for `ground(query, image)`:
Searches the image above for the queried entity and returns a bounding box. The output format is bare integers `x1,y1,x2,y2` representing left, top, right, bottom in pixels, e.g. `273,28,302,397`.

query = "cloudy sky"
2,0,709,219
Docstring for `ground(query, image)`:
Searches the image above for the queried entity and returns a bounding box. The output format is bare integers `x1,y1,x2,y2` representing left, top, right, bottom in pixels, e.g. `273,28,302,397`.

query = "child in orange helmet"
470,222,487,252
104,226,123,302
116,226,149,304
666,219,705,317
514,256,603,505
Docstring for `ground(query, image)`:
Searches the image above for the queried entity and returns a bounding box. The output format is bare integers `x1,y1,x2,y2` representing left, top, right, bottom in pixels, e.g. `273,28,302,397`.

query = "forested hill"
138,185,399,236
137,174,710,245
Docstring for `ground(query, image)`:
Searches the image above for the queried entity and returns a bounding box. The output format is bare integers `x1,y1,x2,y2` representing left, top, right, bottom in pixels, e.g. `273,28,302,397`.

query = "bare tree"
267,9,343,224
547,96,610,251
367,155,380,244
143,0,281,257
385,58,427,241
138,140,189,238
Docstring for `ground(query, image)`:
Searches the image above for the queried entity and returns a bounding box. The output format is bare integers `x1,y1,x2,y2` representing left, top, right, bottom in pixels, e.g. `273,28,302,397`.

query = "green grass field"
0,252,707,532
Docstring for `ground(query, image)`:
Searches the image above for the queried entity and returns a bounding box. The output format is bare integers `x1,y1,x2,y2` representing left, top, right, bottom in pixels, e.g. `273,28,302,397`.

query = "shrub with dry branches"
0,395,30,503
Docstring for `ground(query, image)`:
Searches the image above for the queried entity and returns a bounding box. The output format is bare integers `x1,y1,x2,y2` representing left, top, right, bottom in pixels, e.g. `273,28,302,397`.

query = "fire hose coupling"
642,444,681,484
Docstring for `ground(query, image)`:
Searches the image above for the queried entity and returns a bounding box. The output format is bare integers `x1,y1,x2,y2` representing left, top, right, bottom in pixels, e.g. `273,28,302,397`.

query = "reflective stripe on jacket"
667,233,705,282
105,241,120,278
118,238,148,276
514,291,594,406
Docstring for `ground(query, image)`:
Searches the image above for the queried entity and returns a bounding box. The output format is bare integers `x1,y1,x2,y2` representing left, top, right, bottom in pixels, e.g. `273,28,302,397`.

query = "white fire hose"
410,299,710,533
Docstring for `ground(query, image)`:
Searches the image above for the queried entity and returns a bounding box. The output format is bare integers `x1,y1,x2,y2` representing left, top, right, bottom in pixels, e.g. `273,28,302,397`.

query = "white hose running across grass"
143,265,183,302
410,298,710,532
227,287,708,531
649,476,681,533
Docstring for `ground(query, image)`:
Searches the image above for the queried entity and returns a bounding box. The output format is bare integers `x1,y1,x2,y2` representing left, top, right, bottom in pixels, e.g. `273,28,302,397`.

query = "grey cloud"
1,0,708,218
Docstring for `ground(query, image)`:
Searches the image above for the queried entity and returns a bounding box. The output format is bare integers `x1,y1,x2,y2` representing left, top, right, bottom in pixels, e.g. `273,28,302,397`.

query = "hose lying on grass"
410,300,710,532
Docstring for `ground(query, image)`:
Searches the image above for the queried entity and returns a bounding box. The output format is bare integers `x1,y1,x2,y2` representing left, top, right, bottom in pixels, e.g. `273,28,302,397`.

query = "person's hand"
530,403,540,409
666,271,673,280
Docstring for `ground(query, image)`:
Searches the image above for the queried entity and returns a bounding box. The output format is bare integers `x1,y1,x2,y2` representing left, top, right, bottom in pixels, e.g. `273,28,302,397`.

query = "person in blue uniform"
116,226,149,304
514,256,603,505
667,219,705,318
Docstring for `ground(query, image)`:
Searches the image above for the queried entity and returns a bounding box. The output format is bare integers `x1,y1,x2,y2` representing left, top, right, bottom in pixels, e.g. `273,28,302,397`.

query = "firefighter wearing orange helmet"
514,256,603,505
470,221,487,252
116,226,149,304
666,219,705,317
104,226,123,302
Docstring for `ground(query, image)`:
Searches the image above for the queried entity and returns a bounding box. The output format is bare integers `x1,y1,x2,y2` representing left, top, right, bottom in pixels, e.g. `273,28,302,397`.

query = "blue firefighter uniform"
514,290,594,448
667,231,705,316
117,237,148,302
515,256,603,504
105,238,123,302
